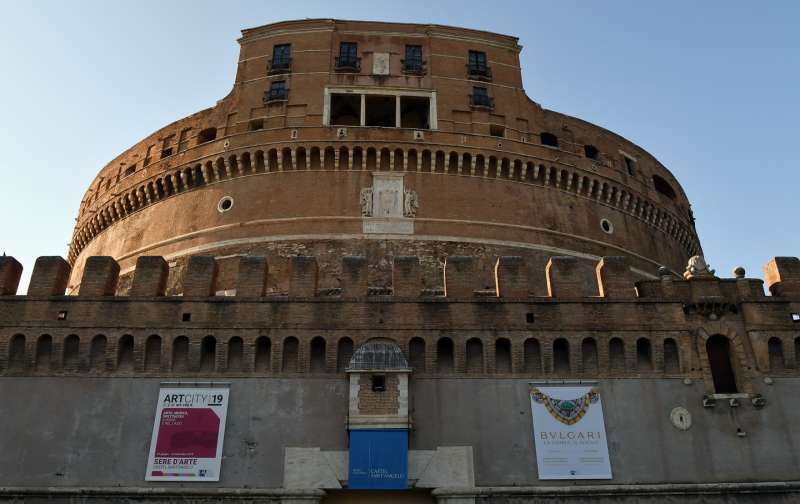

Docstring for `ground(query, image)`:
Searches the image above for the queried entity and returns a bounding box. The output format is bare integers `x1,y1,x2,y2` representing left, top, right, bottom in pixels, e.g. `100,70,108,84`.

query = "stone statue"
403,189,419,218
683,255,716,279
359,188,373,217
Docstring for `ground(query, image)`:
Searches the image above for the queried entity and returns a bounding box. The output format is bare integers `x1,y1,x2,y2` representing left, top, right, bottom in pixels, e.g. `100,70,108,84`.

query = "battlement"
4,253,798,301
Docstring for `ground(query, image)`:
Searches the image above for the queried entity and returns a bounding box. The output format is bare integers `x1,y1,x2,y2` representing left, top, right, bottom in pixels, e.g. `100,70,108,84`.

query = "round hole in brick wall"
217,196,234,213
600,218,614,234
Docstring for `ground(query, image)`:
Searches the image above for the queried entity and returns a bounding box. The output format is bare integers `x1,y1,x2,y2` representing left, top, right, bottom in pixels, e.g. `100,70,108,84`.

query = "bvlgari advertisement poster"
145,387,230,481
530,386,612,479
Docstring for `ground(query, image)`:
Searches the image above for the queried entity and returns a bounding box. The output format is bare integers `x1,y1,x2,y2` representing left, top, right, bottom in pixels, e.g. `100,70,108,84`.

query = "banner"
530,386,612,479
348,429,408,489
145,387,229,481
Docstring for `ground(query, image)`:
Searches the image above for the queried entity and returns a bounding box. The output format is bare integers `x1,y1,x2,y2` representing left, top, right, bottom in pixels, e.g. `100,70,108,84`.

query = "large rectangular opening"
330,94,361,126
365,95,396,127
400,96,430,129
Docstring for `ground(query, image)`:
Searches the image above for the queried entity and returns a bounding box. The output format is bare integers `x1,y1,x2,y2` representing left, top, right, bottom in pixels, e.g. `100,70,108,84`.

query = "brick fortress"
1,19,799,504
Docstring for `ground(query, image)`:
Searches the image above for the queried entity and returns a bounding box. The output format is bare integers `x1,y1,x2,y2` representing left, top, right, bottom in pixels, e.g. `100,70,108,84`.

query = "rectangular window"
160,135,175,159
331,94,361,126
365,95,396,127
266,80,287,102
471,86,492,108
336,42,360,71
271,44,291,72
468,50,488,73
400,96,430,129
623,155,637,176
403,45,424,74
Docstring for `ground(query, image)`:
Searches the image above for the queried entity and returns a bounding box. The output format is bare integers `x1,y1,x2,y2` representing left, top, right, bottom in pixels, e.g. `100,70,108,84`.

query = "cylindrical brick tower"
67,19,700,295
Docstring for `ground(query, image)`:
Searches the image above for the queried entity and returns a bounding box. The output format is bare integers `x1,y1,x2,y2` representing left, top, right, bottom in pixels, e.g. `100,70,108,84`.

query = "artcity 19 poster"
530,386,612,480
145,387,230,481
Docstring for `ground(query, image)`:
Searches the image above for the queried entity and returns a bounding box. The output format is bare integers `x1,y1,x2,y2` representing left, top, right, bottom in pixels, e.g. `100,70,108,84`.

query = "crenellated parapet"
1,254,798,391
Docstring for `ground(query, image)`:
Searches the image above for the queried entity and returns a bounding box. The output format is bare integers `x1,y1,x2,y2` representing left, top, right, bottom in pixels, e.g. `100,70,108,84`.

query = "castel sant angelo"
1,19,799,504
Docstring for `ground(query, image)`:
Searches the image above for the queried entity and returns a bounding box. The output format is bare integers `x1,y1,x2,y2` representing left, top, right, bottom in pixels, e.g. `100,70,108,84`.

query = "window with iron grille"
336,42,359,70
404,45,424,74
266,80,287,102
468,50,488,75
471,86,492,108
271,44,291,72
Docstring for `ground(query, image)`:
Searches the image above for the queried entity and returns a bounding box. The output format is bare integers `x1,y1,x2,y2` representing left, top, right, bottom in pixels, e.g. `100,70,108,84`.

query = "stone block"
289,256,318,297
764,257,800,297
341,256,367,298
392,256,421,297
79,256,120,296
27,256,70,297
596,256,636,299
183,256,218,297
130,256,169,297
237,256,269,297
444,256,475,298
494,256,528,298
0,256,23,295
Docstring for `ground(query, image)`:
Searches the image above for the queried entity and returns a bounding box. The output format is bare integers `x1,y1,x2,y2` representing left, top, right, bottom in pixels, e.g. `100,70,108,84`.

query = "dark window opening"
409,337,426,372
178,128,192,152
145,335,161,371
524,338,541,373
371,374,386,392
331,94,361,126
490,124,505,138
584,144,599,159
553,338,570,374
609,338,625,372
161,135,175,159
540,132,559,147
526,312,535,324
254,336,271,372
365,95,396,127
89,335,106,371
437,337,454,373
200,336,216,372
182,312,191,322
249,118,264,131
10,334,26,368
400,96,430,129
466,338,484,373
623,155,636,176
582,338,598,373
403,45,425,74
706,335,738,394
282,337,299,372
160,147,173,159
197,128,217,144
227,337,243,371
124,166,136,177
495,338,511,373
663,338,680,373
768,337,785,371
63,335,80,368
471,86,493,108
337,337,354,372
336,42,360,71
117,335,134,371
270,44,291,73
310,336,326,373
653,175,677,200
265,80,288,102
636,338,653,371
172,336,189,371
467,50,491,79
36,335,53,370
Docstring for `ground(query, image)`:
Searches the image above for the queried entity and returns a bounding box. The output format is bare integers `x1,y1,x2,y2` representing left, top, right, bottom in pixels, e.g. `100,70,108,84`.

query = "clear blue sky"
1,1,798,289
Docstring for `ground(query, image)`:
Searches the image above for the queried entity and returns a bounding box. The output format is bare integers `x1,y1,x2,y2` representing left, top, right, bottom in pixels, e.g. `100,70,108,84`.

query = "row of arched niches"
3,331,797,381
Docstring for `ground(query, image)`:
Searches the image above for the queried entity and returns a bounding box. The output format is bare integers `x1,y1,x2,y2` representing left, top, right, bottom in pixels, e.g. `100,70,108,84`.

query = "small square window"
526,312,535,324
160,147,173,159
182,312,191,322
371,374,386,392
490,124,505,137
249,118,264,131
57,310,68,320
792,313,800,322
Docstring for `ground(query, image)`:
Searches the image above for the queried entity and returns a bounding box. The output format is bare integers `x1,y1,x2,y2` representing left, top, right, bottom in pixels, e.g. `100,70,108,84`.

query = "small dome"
348,339,409,371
